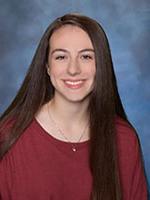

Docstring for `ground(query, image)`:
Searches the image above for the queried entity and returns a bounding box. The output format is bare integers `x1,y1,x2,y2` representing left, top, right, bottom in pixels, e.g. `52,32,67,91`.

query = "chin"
63,93,91,104
53,87,93,104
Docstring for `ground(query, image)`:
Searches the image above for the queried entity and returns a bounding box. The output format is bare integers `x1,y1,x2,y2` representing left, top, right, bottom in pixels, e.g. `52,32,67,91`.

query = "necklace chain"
47,104,88,152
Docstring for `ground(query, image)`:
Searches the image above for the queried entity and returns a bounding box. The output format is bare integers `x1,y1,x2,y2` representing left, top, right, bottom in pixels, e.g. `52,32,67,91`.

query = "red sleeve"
0,119,15,200
0,156,13,200
116,117,148,200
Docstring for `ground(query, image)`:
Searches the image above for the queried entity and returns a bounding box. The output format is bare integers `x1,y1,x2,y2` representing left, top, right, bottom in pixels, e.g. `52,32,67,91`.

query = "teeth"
65,80,83,85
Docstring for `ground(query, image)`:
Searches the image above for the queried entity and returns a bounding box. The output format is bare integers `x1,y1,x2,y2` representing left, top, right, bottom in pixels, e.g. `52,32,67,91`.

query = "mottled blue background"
0,0,150,192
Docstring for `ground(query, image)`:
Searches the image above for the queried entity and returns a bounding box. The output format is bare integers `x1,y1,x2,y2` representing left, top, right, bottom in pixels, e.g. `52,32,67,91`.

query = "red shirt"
0,117,147,199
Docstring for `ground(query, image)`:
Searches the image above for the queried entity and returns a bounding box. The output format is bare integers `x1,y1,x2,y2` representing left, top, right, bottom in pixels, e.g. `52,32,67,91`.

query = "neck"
48,98,89,127
46,97,90,143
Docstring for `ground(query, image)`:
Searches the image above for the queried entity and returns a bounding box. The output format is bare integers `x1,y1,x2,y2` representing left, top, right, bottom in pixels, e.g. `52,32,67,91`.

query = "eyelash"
55,55,93,60
55,56,66,60
81,55,93,60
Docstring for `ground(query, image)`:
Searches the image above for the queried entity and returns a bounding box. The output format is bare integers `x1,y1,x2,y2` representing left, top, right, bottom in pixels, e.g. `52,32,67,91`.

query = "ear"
46,64,50,76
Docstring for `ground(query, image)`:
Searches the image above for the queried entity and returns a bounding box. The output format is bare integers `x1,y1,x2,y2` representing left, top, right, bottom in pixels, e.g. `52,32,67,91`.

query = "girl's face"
47,25,96,104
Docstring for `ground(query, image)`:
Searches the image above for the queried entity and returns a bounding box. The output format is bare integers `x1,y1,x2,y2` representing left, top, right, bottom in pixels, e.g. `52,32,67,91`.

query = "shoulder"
0,118,37,163
114,118,147,199
114,116,143,176
115,116,139,146
114,116,141,168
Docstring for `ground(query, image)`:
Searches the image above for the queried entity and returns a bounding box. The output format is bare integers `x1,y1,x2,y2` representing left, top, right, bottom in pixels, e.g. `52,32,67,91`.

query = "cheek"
49,66,65,78
85,66,96,78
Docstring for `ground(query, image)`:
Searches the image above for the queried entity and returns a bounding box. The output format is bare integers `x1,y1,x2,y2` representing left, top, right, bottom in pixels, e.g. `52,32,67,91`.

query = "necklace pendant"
72,147,77,152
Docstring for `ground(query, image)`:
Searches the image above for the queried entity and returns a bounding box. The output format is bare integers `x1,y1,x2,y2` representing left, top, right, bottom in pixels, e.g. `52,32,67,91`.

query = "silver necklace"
47,104,88,152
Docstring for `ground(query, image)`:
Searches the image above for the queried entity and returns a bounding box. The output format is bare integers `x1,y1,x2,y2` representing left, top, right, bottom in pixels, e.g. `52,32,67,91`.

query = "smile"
63,80,85,89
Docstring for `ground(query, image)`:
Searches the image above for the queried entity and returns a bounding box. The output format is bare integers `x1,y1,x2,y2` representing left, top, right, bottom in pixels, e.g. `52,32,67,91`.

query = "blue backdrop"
0,0,150,192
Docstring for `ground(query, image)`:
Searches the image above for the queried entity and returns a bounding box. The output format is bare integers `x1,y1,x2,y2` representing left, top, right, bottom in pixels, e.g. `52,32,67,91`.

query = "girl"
0,13,148,199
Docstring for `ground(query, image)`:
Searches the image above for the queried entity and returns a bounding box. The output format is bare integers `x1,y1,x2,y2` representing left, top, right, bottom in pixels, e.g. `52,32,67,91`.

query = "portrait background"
0,0,150,192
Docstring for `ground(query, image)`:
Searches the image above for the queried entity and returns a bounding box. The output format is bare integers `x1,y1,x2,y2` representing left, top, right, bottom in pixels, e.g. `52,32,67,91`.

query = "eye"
55,55,66,60
81,55,93,60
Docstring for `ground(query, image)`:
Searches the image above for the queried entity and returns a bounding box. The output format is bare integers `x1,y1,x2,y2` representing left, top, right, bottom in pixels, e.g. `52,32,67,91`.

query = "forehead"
49,25,94,50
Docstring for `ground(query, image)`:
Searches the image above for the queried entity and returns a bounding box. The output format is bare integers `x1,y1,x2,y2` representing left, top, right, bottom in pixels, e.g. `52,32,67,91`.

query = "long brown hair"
0,13,137,199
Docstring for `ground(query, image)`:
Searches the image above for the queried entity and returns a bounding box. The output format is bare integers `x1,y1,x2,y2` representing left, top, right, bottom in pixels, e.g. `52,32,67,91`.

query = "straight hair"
0,13,143,199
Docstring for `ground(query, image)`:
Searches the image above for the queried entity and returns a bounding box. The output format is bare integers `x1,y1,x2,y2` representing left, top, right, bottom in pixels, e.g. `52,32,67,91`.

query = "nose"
67,58,81,76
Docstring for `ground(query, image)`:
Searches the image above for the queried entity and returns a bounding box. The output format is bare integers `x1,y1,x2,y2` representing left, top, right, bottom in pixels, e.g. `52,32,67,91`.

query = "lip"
63,79,86,81
63,79,85,89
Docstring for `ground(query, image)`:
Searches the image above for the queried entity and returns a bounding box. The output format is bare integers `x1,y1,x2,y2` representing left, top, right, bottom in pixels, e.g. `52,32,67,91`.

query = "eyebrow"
51,48,95,55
